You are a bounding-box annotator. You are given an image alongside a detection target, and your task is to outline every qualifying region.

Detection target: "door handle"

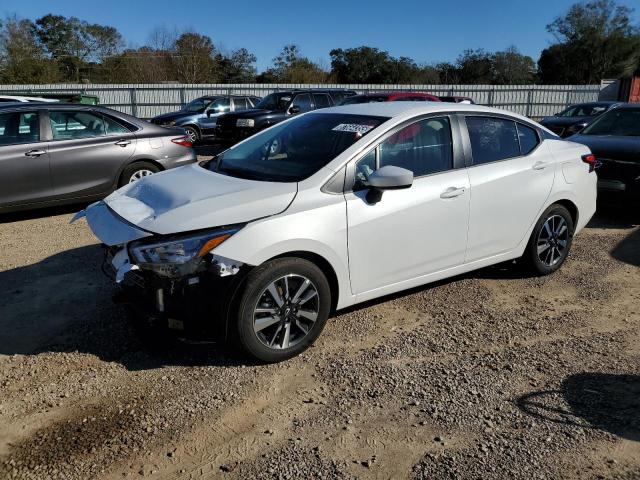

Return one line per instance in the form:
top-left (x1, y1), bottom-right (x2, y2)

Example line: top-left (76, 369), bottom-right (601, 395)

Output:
top-left (440, 187), bottom-right (466, 199)
top-left (115, 139), bottom-right (131, 147)
top-left (532, 161), bottom-right (549, 170)
top-left (24, 149), bottom-right (46, 157)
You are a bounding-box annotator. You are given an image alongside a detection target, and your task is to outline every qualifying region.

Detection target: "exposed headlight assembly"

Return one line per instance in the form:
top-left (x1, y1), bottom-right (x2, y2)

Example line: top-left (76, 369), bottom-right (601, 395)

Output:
top-left (236, 118), bottom-right (255, 127)
top-left (129, 227), bottom-right (241, 278)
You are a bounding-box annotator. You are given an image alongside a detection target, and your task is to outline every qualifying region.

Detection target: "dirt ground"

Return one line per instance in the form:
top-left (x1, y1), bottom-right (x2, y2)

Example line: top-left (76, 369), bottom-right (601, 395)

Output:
top-left (0, 192), bottom-right (638, 480)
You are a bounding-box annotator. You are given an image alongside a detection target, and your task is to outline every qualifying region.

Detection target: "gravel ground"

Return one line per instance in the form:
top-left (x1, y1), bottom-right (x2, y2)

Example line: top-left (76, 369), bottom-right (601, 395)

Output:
top-left (0, 191), bottom-right (638, 480)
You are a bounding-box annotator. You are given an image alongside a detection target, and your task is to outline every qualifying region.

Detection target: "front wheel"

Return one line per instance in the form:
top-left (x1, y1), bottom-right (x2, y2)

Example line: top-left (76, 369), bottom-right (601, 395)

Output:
top-left (524, 204), bottom-right (574, 275)
top-left (235, 258), bottom-right (331, 362)
top-left (183, 126), bottom-right (200, 143)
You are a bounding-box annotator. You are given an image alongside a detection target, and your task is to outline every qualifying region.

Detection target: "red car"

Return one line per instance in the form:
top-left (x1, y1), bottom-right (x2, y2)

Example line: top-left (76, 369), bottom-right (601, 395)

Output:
top-left (339, 92), bottom-right (441, 105)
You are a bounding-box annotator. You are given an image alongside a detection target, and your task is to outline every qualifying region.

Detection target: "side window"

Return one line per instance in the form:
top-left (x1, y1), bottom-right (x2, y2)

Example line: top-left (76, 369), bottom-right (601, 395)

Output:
top-left (378, 117), bottom-right (454, 177)
top-left (292, 94), bottom-right (312, 112)
top-left (209, 98), bottom-right (231, 113)
top-left (516, 123), bottom-right (539, 155)
top-left (50, 111), bottom-right (106, 140)
top-left (313, 94), bottom-right (331, 109)
top-left (102, 115), bottom-right (131, 136)
top-left (0, 111), bottom-right (39, 145)
top-left (233, 98), bottom-right (248, 110)
top-left (249, 97), bottom-right (261, 107)
top-left (466, 116), bottom-right (520, 165)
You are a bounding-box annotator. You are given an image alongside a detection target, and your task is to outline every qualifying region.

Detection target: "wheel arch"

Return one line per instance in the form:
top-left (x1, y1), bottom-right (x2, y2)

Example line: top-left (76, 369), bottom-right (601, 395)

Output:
top-left (268, 250), bottom-right (340, 314)
top-left (552, 198), bottom-right (579, 230)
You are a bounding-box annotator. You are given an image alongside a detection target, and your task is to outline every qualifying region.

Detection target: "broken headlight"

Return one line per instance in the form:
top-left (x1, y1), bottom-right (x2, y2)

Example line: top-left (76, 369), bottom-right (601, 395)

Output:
top-left (129, 227), bottom-right (240, 278)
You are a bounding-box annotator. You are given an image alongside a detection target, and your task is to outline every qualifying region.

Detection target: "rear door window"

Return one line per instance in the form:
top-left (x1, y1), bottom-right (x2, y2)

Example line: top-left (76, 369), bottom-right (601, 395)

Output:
top-left (313, 94), bottom-right (331, 109)
top-left (466, 116), bottom-right (520, 165)
top-left (0, 111), bottom-right (40, 145)
top-left (292, 94), bottom-right (312, 112)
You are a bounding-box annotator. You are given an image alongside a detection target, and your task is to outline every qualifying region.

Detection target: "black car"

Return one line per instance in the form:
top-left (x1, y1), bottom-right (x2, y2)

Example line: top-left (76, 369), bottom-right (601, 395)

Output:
top-left (540, 101), bottom-right (621, 138)
top-left (150, 95), bottom-right (261, 143)
top-left (214, 89), bottom-right (357, 145)
top-left (568, 104), bottom-right (640, 194)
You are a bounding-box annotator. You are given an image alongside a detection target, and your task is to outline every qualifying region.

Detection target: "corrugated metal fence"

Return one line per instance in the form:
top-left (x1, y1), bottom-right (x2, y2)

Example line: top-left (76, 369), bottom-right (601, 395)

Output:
top-left (0, 83), bottom-right (602, 120)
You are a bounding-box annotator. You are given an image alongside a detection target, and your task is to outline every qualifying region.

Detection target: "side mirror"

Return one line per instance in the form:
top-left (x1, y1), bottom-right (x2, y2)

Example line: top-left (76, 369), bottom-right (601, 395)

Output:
top-left (206, 110), bottom-right (213, 117)
top-left (368, 165), bottom-right (413, 190)
top-left (289, 105), bottom-right (301, 114)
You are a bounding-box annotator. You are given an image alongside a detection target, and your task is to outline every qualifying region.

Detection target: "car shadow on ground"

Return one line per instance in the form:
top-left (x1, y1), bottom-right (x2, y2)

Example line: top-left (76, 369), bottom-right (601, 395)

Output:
top-left (0, 202), bottom-right (92, 223)
top-left (0, 244), bottom-right (249, 371)
top-left (516, 373), bottom-right (640, 442)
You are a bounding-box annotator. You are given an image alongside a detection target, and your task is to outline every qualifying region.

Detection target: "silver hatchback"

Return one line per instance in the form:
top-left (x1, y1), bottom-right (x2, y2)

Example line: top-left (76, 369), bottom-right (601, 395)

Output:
top-left (0, 103), bottom-right (196, 213)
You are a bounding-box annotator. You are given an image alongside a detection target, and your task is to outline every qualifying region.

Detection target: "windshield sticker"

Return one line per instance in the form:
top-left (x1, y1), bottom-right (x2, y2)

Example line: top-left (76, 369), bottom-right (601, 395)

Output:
top-left (332, 123), bottom-right (375, 134)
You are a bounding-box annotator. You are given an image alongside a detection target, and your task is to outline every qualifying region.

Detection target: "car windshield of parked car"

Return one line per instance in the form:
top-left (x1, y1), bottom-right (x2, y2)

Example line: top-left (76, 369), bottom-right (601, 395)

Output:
top-left (255, 93), bottom-right (293, 111)
top-left (340, 96), bottom-right (389, 105)
top-left (183, 98), bottom-right (214, 113)
top-left (558, 104), bottom-right (607, 117)
top-left (581, 109), bottom-right (640, 136)
top-left (209, 113), bottom-right (389, 182)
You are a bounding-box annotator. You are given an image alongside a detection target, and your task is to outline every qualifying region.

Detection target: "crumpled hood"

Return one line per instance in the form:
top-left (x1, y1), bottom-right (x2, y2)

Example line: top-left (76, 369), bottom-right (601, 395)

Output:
top-left (103, 163), bottom-right (297, 235)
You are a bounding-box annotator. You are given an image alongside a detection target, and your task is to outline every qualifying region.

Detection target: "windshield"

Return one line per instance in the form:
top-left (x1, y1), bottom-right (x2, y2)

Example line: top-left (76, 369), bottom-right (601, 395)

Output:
top-left (183, 97), bottom-right (215, 113)
top-left (581, 109), bottom-right (640, 136)
top-left (255, 93), bottom-right (293, 111)
top-left (207, 113), bottom-right (389, 182)
top-left (558, 104), bottom-right (608, 117)
top-left (340, 96), bottom-right (389, 105)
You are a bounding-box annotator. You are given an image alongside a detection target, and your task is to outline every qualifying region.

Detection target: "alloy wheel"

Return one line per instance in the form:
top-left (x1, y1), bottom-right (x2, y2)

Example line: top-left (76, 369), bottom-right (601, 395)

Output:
top-left (537, 214), bottom-right (569, 267)
top-left (128, 169), bottom-right (154, 183)
top-left (185, 127), bottom-right (198, 143)
top-left (253, 274), bottom-right (319, 350)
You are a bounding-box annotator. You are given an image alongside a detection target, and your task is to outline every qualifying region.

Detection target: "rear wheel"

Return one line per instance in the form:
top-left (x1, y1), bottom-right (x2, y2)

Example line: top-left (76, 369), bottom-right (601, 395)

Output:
top-left (184, 126), bottom-right (200, 143)
top-left (524, 204), bottom-right (574, 275)
top-left (119, 161), bottom-right (160, 187)
top-left (235, 257), bottom-right (331, 362)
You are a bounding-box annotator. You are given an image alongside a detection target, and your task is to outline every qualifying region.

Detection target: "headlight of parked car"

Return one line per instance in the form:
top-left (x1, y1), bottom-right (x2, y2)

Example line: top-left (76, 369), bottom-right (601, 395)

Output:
top-left (236, 118), bottom-right (255, 128)
top-left (129, 227), bottom-right (240, 277)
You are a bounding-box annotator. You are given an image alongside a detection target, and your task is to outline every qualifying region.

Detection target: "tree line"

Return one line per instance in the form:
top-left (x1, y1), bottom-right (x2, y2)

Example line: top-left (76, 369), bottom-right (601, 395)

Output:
top-left (0, 0), bottom-right (638, 85)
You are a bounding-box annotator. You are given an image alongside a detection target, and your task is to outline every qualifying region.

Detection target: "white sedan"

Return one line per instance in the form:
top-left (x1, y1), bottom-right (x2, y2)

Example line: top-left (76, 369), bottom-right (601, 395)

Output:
top-left (77, 102), bottom-right (597, 362)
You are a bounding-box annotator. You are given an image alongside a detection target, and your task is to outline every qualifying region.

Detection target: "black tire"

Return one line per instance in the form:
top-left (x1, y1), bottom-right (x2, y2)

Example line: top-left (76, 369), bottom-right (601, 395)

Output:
top-left (119, 161), bottom-right (160, 187)
top-left (234, 257), bottom-right (331, 363)
top-left (524, 204), bottom-right (574, 275)
top-left (184, 125), bottom-right (200, 143)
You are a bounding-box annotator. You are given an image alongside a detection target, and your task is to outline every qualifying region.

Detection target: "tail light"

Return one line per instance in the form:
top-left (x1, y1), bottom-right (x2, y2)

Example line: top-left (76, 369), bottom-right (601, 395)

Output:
top-left (581, 153), bottom-right (598, 172)
top-left (171, 136), bottom-right (193, 148)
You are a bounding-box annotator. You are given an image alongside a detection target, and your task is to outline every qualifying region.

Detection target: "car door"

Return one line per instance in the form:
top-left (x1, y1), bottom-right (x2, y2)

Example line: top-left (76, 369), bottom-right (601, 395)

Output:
top-left (199, 97), bottom-right (231, 135)
top-left (47, 109), bottom-right (137, 198)
top-left (345, 115), bottom-right (470, 296)
top-left (0, 109), bottom-right (53, 207)
top-left (463, 115), bottom-right (555, 263)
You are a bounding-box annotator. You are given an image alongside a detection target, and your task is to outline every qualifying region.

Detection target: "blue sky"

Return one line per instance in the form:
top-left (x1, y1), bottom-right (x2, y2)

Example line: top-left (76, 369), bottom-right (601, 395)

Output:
top-left (3, 0), bottom-right (639, 71)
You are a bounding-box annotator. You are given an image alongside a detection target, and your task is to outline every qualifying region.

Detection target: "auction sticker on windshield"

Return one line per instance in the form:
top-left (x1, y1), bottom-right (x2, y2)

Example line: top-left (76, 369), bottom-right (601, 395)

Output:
top-left (332, 123), bottom-right (375, 134)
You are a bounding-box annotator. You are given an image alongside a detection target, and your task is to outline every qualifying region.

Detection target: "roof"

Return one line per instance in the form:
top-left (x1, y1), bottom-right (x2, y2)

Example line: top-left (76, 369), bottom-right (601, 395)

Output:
top-left (319, 101), bottom-right (534, 122)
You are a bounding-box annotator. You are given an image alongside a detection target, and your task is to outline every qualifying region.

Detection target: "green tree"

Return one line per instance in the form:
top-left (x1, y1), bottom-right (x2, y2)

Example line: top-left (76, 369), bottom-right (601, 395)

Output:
top-left (456, 49), bottom-right (493, 84)
top-left (172, 32), bottom-right (217, 83)
top-left (263, 44), bottom-right (328, 83)
top-left (0, 16), bottom-right (59, 83)
top-left (492, 46), bottom-right (536, 84)
top-left (540, 0), bottom-right (640, 83)
top-left (215, 48), bottom-right (257, 83)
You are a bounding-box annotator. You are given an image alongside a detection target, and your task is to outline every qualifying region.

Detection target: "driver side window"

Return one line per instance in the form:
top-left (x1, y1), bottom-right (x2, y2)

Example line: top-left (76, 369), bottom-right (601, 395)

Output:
top-left (210, 98), bottom-right (230, 113)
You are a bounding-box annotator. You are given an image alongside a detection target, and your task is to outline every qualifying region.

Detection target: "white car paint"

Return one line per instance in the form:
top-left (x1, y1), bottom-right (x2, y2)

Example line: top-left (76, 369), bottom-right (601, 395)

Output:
top-left (81, 102), bottom-right (597, 313)
top-left (0, 95), bottom-right (58, 103)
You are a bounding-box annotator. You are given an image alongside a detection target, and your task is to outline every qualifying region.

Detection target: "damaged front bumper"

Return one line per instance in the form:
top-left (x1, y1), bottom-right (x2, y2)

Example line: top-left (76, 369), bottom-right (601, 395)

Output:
top-left (75, 201), bottom-right (249, 341)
